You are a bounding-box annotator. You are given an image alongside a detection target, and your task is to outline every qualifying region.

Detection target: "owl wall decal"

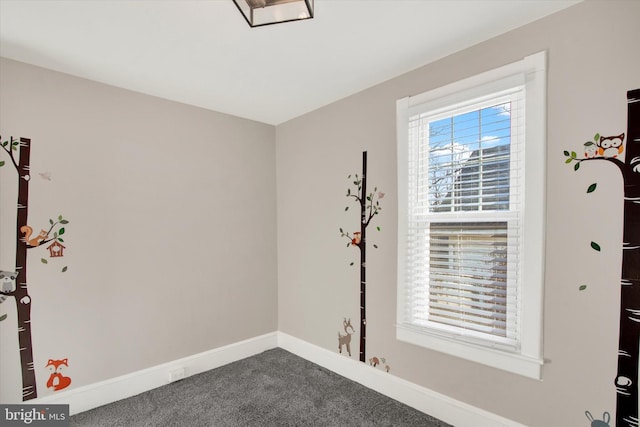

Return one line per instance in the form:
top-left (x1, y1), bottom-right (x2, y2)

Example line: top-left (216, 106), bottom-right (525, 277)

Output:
top-left (597, 133), bottom-right (625, 158)
top-left (584, 141), bottom-right (598, 158)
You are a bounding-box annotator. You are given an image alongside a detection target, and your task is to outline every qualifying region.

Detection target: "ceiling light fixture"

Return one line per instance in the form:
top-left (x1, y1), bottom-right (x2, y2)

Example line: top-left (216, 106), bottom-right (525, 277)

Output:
top-left (233, 0), bottom-right (314, 28)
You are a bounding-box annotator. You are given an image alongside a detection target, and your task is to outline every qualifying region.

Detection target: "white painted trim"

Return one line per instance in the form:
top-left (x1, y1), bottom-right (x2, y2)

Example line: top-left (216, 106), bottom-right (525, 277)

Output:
top-left (396, 51), bottom-right (547, 380)
top-left (32, 331), bottom-right (526, 426)
top-left (396, 326), bottom-right (543, 380)
top-left (277, 332), bottom-right (527, 427)
top-left (32, 332), bottom-right (278, 415)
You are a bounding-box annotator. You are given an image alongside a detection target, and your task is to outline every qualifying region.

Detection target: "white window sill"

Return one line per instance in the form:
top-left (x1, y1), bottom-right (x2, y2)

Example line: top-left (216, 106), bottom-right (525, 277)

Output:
top-left (396, 324), bottom-right (543, 380)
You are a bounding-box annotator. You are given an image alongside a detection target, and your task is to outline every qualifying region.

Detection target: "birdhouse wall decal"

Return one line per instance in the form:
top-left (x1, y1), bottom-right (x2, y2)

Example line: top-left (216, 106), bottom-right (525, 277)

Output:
top-left (46, 241), bottom-right (65, 258)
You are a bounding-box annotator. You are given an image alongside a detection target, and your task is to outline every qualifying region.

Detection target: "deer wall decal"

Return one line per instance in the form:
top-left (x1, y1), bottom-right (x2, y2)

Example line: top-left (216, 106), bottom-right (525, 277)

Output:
top-left (338, 318), bottom-right (355, 357)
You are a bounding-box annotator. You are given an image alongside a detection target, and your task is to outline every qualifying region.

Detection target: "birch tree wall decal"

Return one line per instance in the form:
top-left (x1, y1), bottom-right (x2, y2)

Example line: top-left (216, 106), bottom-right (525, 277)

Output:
top-left (564, 89), bottom-right (640, 427)
top-left (0, 136), bottom-right (69, 401)
top-left (339, 151), bottom-right (383, 363)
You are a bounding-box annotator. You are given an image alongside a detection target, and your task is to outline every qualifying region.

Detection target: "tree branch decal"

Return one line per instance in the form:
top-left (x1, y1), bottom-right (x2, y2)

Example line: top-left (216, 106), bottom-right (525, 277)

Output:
top-left (566, 89), bottom-right (640, 427)
top-left (564, 132), bottom-right (626, 176)
top-left (1, 135), bottom-right (71, 400)
top-left (338, 151), bottom-right (383, 363)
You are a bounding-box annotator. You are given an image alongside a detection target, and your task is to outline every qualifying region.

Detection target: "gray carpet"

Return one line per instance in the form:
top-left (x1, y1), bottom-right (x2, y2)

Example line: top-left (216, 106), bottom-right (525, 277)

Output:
top-left (70, 348), bottom-right (452, 426)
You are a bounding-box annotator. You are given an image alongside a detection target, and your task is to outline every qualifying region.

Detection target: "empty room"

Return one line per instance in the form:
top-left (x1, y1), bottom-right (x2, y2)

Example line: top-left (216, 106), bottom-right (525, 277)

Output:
top-left (1, 1), bottom-right (639, 426)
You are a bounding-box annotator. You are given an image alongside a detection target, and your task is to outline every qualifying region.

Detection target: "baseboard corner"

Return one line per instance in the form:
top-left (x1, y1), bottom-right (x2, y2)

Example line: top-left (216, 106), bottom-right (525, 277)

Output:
top-left (276, 331), bottom-right (526, 427)
top-left (33, 331), bottom-right (278, 415)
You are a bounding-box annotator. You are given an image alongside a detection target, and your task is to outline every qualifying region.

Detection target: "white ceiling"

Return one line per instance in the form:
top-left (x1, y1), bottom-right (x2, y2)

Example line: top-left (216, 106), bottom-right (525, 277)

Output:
top-left (0, 0), bottom-right (580, 125)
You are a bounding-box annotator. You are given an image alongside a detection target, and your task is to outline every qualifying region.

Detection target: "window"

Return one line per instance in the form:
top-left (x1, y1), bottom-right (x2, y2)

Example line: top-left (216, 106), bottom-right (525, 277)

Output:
top-left (396, 52), bottom-right (546, 379)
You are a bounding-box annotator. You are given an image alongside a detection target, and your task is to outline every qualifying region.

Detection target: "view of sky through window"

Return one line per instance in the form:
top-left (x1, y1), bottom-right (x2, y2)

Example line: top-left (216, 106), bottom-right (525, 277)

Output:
top-left (429, 102), bottom-right (511, 152)
top-left (425, 102), bottom-right (512, 212)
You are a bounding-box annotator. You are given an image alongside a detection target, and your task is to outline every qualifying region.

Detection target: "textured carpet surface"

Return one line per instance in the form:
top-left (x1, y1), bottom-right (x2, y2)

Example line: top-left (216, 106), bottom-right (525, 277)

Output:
top-left (70, 348), bottom-right (452, 426)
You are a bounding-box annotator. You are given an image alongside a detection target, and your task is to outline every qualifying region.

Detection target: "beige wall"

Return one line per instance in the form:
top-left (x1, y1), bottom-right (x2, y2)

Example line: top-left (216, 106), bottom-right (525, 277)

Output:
top-left (0, 58), bottom-right (278, 402)
top-left (2, 1), bottom-right (639, 424)
top-left (276, 1), bottom-right (640, 425)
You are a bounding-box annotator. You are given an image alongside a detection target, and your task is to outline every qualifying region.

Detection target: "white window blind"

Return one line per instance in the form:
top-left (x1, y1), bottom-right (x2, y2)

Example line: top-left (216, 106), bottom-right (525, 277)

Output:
top-left (396, 51), bottom-right (546, 379)
top-left (405, 88), bottom-right (524, 349)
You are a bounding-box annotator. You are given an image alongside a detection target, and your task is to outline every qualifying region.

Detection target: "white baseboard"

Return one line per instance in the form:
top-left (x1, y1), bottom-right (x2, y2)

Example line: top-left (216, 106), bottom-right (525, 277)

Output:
top-left (33, 332), bottom-right (278, 415)
top-left (32, 331), bottom-right (525, 426)
top-left (277, 332), bottom-right (526, 427)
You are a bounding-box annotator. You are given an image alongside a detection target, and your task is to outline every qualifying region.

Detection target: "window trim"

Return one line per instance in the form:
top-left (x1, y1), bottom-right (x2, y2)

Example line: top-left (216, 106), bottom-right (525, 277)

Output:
top-left (396, 51), bottom-right (546, 379)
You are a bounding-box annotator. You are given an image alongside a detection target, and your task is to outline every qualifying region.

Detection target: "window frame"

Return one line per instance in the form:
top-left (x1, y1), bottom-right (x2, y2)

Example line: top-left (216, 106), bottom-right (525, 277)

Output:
top-left (396, 51), bottom-right (546, 379)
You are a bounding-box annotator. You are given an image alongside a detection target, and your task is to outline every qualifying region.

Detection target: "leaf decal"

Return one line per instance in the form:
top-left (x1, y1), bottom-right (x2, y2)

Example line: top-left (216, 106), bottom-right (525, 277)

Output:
top-left (41, 258), bottom-right (48, 264)
top-left (579, 285), bottom-right (587, 291)
top-left (587, 183), bottom-right (597, 193)
top-left (0, 314), bottom-right (7, 322)
top-left (62, 266), bottom-right (68, 273)
top-left (591, 241), bottom-right (601, 252)
top-left (574, 162), bottom-right (580, 171)
top-left (58, 228), bottom-right (65, 236)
